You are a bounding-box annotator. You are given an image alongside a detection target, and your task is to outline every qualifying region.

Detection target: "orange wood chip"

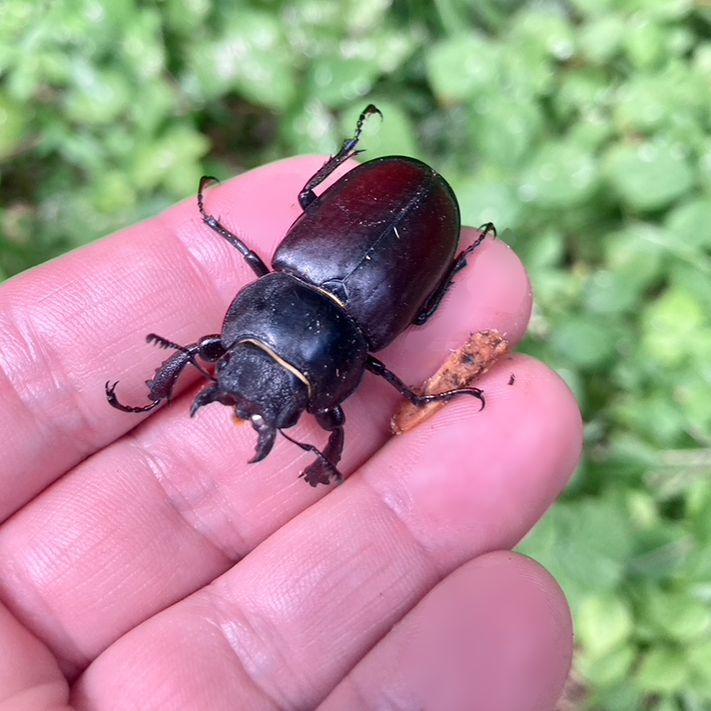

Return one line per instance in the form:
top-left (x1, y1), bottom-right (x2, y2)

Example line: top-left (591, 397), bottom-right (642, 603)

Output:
top-left (391, 329), bottom-right (509, 434)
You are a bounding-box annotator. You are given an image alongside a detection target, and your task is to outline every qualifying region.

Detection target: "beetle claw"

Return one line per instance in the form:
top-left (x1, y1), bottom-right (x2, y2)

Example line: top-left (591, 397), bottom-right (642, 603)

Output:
top-left (198, 175), bottom-right (220, 191)
top-left (280, 429), bottom-right (342, 486)
top-left (299, 461), bottom-right (341, 487)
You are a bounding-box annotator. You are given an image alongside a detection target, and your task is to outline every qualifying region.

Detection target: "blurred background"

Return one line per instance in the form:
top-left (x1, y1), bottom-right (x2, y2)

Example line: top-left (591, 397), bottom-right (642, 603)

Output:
top-left (1, 0), bottom-right (710, 708)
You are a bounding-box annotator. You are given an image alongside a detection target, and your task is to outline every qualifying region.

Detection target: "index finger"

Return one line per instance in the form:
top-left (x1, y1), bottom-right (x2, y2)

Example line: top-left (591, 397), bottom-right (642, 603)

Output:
top-left (0, 157), bottom-right (335, 521)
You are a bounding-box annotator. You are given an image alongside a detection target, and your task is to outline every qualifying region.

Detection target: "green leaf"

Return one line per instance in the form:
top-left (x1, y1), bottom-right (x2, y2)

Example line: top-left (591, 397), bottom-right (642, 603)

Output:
top-left (454, 177), bottom-right (522, 230)
top-left (578, 643), bottom-right (637, 687)
top-left (508, 8), bottom-right (576, 62)
top-left (499, 45), bottom-right (556, 98)
top-left (89, 170), bottom-right (137, 215)
top-left (676, 372), bottom-right (711, 441)
top-left (518, 227), bottom-right (564, 271)
top-left (700, 141), bottom-right (711, 193)
top-left (612, 392), bottom-right (690, 448)
top-left (577, 593), bottom-right (634, 657)
top-left (471, 95), bottom-right (544, 170)
top-left (636, 646), bottom-right (689, 693)
top-left (519, 498), bottom-right (636, 607)
top-left (613, 70), bottom-right (707, 136)
top-left (584, 224), bottom-right (665, 314)
top-left (307, 57), bottom-right (380, 109)
top-left (164, 0), bottom-right (210, 35)
top-left (519, 141), bottom-right (599, 208)
top-left (640, 588), bottom-right (711, 643)
top-left (343, 30), bottom-right (418, 76)
top-left (625, 489), bottom-right (660, 529)
top-left (63, 62), bottom-right (132, 125)
top-left (652, 698), bottom-right (684, 711)
top-left (554, 68), bottom-right (614, 122)
top-left (119, 8), bottom-right (165, 80)
top-left (341, 0), bottom-right (392, 31)
top-left (666, 198), bottom-right (711, 250)
top-left (550, 317), bottom-right (616, 369)
top-left (688, 638), bottom-right (711, 695)
top-left (129, 125), bottom-right (208, 193)
top-left (626, 0), bottom-right (694, 21)
top-left (588, 684), bottom-right (645, 711)
top-left (567, 113), bottom-right (614, 151)
top-left (426, 34), bottom-right (498, 104)
top-left (0, 96), bottom-right (27, 159)
top-left (641, 287), bottom-right (707, 368)
top-left (613, 76), bottom-right (676, 134)
top-left (280, 101), bottom-right (338, 155)
top-left (604, 140), bottom-right (695, 211)
top-left (622, 17), bottom-right (668, 69)
top-left (567, 0), bottom-right (617, 17)
top-left (579, 16), bottom-right (626, 64)
top-left (184, 10), bottom-right (296, 110)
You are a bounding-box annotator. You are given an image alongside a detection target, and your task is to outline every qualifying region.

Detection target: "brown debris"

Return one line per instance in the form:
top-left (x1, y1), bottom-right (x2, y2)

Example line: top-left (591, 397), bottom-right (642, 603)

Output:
top-left (391, 329), bottom-right (509, 434)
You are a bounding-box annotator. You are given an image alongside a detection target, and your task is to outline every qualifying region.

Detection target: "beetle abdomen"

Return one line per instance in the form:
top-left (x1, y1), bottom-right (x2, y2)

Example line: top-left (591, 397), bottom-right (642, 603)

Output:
top-left (272, 157), bottom-right (460, 350)
top-left (221, 273), bottom-right (368, 411)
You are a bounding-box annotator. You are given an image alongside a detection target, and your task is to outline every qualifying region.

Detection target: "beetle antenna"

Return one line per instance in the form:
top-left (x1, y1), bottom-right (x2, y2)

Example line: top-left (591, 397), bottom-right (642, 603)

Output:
top-left (146, 333), bottom-right (216, 382)
top-left (146, 333), bottom-right (191, 353)
top-left (279, 429), bottom-right (342, 485)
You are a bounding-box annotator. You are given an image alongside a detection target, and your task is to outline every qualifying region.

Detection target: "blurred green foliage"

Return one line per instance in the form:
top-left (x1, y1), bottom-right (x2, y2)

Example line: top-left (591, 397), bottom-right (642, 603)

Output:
top-left (2, 0), bottom-right (710, 707)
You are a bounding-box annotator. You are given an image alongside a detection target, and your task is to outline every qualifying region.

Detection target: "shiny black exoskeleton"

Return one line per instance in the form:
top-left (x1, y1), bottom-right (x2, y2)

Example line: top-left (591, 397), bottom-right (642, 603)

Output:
top-left (106, 105), bottom-right (494, 486)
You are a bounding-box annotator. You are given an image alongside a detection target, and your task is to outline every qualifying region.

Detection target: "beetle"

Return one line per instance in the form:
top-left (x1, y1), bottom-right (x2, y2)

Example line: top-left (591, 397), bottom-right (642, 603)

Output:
top-left (106, 105), bottom-right (495, 486)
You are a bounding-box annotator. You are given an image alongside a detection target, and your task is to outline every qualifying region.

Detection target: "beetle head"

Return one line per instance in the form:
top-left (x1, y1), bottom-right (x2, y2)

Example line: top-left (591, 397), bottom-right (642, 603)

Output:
top-left (191, 342), bottom-right (309, 463)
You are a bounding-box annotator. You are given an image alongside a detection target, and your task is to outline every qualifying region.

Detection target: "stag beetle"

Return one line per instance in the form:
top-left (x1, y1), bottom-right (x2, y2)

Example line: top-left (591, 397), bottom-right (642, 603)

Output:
top-left (106, 105), bottom-right (495, 486)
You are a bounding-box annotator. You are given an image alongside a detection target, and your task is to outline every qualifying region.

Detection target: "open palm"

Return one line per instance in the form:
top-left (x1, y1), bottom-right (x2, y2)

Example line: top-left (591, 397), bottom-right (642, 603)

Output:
top-left (0, 157), bottom-right (581, 710)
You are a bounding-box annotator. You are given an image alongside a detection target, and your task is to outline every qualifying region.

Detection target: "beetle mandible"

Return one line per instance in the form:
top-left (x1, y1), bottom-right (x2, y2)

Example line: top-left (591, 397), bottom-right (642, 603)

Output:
top-left (106, 105), bottom-right (495, 486)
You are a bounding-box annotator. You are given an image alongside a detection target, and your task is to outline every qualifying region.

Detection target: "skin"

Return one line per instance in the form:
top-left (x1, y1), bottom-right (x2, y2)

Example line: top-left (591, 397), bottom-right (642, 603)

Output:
top-left (0, 156), bottom-right (582, 710)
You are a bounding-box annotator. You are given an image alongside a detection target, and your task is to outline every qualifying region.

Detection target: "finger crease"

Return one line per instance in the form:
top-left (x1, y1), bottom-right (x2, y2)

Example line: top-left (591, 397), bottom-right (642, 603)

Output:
top-left (0, 312), bottom-right (101, 459)
top-left (362, 475), bottom-right (445, 580)
top-left (206, 585), bottom-right (291, 710)
top-left (123, 432), bottom-right (247, 563)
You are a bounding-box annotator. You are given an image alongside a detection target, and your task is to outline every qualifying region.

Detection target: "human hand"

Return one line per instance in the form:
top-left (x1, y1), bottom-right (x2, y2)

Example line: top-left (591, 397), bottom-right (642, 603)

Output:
top-left (0, 157), bottom-right (581, 710)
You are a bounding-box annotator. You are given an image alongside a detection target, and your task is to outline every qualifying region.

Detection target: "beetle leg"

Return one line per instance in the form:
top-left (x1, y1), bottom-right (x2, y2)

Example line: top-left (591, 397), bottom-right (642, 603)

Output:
top-left (279, 420), bottom-right (344, 487)
top-left (105, 380), bottom-right (161, 413)
top-left (105, 348), bottom-right (192, 413)
top-left (297, 407), bottom-right (346, 486)
top-left (413, 222), bottom-right (497, 326)
top-left (197, 175), bottom-right (270, 278)
top-left (298, 104), bottom-right (383, 210)
top-left (106, 334), bottom-right (224, 413)
top-left (366, 355), bottom-right (485, 411)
